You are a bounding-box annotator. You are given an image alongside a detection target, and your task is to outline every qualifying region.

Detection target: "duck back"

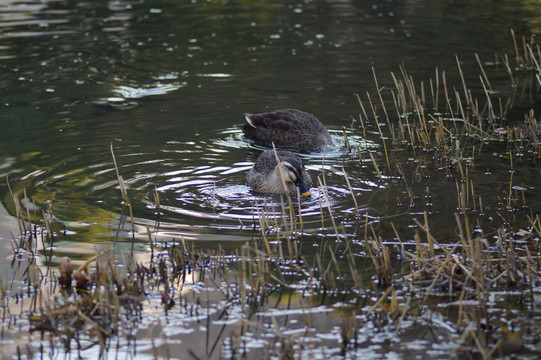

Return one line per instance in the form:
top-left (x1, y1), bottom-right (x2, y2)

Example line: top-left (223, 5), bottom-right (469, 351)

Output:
top-left (237, 109), bottom-right (332, 151)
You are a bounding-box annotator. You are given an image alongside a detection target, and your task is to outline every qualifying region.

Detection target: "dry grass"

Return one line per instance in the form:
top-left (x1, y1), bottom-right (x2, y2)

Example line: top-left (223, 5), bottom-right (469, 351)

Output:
top-left (1, 30), bottom-right (541, 359)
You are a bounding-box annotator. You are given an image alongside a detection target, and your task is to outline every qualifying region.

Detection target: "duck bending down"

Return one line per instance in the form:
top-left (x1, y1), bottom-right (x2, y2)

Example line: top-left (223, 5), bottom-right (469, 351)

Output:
top-left (236, 109), bottom-right (332, 151)
top-left (247, 149), bottom-right (312, 197)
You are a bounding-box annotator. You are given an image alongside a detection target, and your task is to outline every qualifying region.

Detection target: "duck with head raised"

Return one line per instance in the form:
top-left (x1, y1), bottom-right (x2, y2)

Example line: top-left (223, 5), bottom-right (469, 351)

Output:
top-left (247, 149), bottom-right (312, 197)
top-left (236, 109), bottom-right (332, 151)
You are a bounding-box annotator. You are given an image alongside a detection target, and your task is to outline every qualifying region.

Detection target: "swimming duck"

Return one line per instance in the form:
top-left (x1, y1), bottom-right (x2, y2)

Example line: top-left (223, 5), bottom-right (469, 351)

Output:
top-left (247, 149), bottom-right (312, 197)
top-left (236, 109), bottom-right (332, 151)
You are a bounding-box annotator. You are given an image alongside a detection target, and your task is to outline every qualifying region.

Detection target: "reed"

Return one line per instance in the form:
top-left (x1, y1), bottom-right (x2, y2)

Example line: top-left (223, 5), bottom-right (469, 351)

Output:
top-left (110, 144), bottom-right (136, 256)
top-left (3, 29), bottom-right (541, 360)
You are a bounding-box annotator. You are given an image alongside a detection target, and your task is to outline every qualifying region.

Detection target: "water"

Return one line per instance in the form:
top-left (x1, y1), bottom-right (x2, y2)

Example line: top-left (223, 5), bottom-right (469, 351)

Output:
top-left (1, 0), bottom-right (540, 254)
top-left (2, 1), bottom-right (541, 356)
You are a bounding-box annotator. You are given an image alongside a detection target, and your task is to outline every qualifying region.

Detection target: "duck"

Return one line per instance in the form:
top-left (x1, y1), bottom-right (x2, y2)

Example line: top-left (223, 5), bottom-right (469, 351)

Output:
top-left (236, 109), bottom-right (332, 151)
top-left (247, 149), bottom-right (312, 197)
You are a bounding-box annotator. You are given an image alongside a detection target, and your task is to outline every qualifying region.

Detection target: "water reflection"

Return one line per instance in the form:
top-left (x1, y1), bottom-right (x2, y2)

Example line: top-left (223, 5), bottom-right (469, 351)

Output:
top-left (2, 123), bottom-right (379, 245)
top-left (1, 0), bottom-right (541, 248)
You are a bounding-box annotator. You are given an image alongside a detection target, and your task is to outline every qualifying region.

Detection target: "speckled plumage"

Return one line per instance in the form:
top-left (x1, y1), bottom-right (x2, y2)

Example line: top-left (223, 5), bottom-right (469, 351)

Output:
top-left (247, 150), bottom-right (312, 196)
top-left (236, 109), bottom-right (332, 151)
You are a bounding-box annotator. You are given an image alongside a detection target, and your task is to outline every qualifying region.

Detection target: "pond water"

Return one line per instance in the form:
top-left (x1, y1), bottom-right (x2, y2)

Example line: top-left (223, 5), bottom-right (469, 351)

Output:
top-left (2, 0), bottom-right (541, 358)
top-left (2, 0), bottom-right (541, 254)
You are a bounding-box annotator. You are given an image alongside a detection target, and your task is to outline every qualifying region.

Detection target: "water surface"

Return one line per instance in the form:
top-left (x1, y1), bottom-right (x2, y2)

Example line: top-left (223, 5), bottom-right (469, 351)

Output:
top-left (1, 0), bottom-right (541, 265)
top-left (3, 0), bottom-right (541, 359)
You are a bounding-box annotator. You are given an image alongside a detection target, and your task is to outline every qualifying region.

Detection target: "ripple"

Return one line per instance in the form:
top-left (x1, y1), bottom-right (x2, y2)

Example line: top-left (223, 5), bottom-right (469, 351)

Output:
top-left (7, 127), bottom-right (378, 245)
top-left (113, 83), bottom-right (185, 99)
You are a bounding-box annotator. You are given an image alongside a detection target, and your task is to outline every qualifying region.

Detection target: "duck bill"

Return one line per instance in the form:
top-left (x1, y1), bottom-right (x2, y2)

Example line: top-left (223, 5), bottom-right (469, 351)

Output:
top-left (296, 180), bottom-right (311, 197)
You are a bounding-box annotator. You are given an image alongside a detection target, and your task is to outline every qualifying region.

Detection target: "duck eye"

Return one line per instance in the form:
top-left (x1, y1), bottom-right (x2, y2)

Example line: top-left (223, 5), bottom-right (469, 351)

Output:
top-left (284, 164), bottom-right (299, 177)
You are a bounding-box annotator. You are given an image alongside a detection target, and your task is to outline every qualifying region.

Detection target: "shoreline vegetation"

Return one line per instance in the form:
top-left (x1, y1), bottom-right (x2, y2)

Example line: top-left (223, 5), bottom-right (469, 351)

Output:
top-left (2, 30), bottom-right (541, 359)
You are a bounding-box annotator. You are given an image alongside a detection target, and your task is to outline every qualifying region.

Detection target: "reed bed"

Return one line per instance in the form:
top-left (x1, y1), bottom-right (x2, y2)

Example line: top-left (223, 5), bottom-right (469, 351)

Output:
top-left (1, 30), bottom-right (541, 359)
top-left (347, 29), bottom-right (541, 359)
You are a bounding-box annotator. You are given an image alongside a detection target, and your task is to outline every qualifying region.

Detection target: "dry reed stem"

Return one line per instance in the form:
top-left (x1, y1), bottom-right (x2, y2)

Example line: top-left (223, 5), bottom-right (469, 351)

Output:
top-left (366, 286), bottom-right (393, 316)
top-left (456, 55), bottom-right (469, 107)
top-left (511, 29), bottom-right (521, 64)
top-left (355, 93), bottom-right (369, 139)
top-left (366, 91), bottom-right (391, 171)
top-left (368, 153), bottom-right (382, 180)
top-left (475, 53), bottom-right (492, 91)
top-left (372, 68), bottom-right (396, 143)
top-left (317, 176), bottom-right (340, 242)
top-left (341, 167), bottom-right (359, 214)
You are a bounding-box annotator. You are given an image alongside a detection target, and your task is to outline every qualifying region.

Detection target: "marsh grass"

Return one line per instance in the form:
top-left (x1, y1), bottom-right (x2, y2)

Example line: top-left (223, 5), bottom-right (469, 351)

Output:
top-left (1, 31), bottom-right (541, 359)
top-left (346, 30), bottom-right (541, 359)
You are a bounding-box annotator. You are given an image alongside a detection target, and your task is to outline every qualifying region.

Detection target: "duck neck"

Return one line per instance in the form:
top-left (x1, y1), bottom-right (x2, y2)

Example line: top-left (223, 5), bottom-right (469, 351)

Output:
top-left (271, 167), bottom-right (295, 194)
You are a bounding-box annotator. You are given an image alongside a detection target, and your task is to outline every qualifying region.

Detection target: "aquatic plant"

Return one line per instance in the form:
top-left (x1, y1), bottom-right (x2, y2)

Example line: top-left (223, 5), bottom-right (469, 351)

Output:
top-left (2, 30), bottom-right (541, 359)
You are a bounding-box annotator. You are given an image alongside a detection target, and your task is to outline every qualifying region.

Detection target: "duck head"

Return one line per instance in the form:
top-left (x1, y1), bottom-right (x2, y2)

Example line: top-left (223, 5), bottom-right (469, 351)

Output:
top-left (278, 158), bottom-right (311, 197)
